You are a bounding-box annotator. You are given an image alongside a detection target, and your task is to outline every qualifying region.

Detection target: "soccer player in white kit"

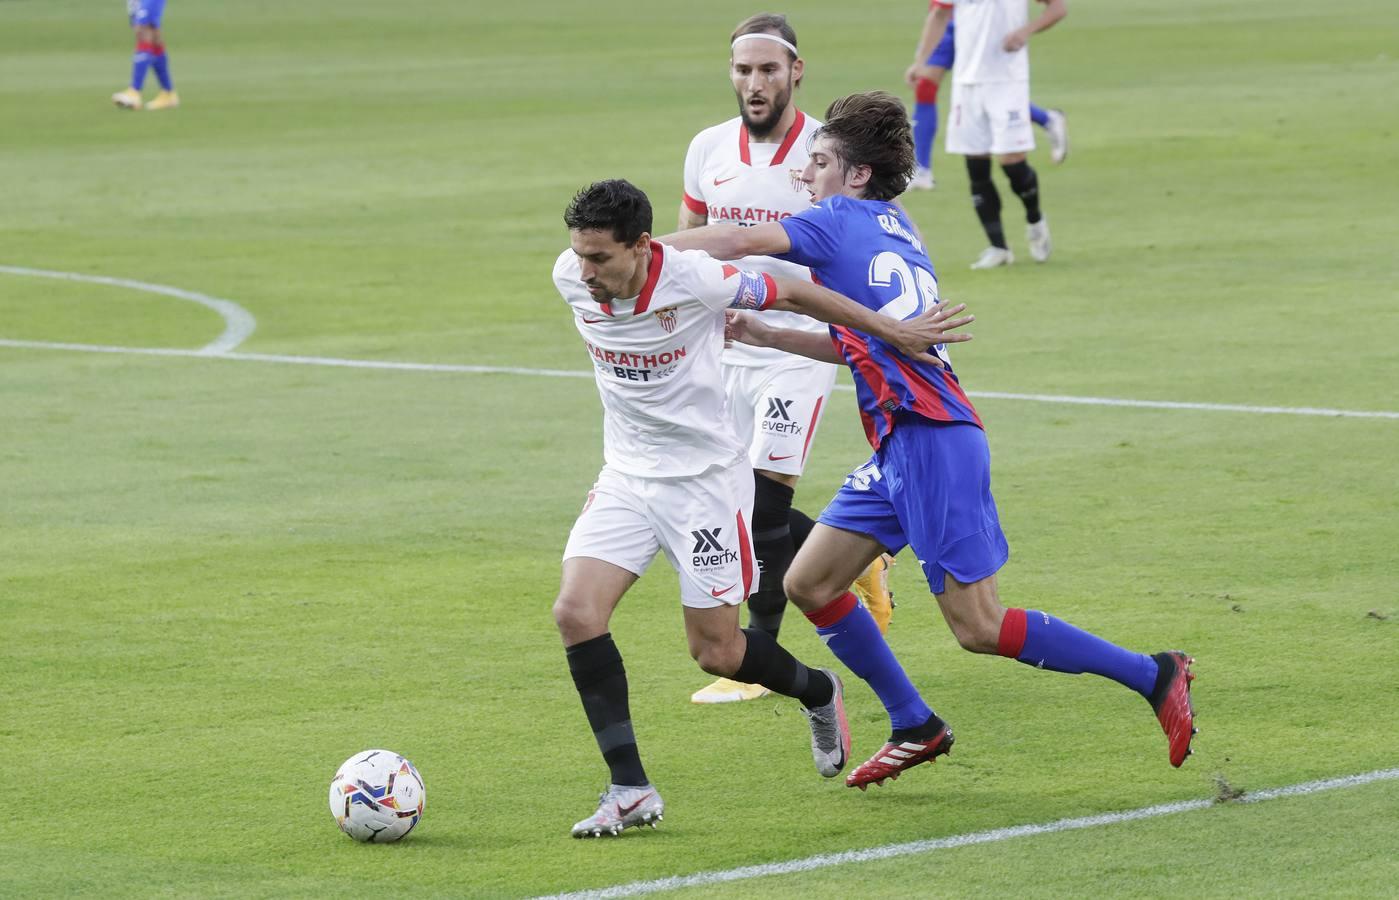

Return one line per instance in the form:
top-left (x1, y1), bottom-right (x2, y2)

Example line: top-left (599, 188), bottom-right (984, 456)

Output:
top-left (908, 0), bottom-right (1067, 269)
top-left (553, 179), bottom-right (972, 837)
top-left (679, 15), bottom-right (895, 706)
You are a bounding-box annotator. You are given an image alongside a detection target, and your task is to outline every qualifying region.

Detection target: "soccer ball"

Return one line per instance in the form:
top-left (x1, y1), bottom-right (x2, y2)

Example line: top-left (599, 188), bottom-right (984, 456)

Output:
top-left (328, 749), bottom-right (426, 843)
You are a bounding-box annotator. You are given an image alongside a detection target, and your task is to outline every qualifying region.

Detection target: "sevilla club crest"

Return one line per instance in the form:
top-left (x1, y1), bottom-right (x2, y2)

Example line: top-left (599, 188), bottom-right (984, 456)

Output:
top-left (654, 306), bottom-right (679, 333)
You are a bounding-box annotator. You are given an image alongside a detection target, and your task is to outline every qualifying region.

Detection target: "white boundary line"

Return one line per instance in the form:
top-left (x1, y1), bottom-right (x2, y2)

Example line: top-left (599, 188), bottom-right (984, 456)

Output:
top-left (1, 338), bottom-right (1396, 420)
top-left (0, 265), bottom-right (256, 354)
top-left (538, 767), bottom-right (1399, 899)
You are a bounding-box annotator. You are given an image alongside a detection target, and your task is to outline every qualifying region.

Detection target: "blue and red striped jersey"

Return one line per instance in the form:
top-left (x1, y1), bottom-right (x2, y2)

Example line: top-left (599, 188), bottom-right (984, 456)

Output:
top-left (779, 195), bottom-right (981, 448)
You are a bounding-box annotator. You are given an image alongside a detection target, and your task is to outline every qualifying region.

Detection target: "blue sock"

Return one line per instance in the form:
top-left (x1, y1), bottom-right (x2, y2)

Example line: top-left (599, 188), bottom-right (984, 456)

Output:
top-left (131, 43), bottom-right (155, 91)
top-left (1000, 608), bottom-right (1158, 697)
top-left (1030, 104), bottom-right (1050, 128)
top-left (152, 47), bottom-right (173, 91)
top-left (806, 592), bottom-right (933, 731)
top-left (913, 102), bottom-right (938, 169)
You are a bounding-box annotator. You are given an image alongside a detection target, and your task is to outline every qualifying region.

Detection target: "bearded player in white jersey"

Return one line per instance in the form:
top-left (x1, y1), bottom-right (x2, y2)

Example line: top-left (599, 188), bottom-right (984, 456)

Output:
top-left (679, 14), bottom-right (896, 707)
top-left (552, 179), bottom-right (972, 837)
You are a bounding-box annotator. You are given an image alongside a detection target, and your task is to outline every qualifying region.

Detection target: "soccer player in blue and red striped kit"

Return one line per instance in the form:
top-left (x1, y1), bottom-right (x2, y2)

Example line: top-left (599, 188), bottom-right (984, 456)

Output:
top-left (662, 90), bottom-right (1196, 788)
top-left (113, 0), bottom-right (178, 111)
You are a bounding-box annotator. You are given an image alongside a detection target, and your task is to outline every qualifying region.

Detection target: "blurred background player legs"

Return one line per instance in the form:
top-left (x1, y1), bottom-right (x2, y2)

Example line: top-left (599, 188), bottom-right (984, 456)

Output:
top-left (113, 0), bottom-right (178, 111)
top-left (910, 21), bottom-right (1068, 191)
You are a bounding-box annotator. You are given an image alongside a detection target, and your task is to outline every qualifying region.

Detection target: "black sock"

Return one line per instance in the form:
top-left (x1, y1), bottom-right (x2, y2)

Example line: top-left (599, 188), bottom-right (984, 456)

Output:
top-left (1001, 160), bottom-right (1042, 224)
top-left (891, 711), bottom-right (950, 743)
top-left (749, 474), bottom-right (796, 638)
top-left (566, 633), bottom-right (647, 787)
top-left (966, 156), bottom-right (1006, 248)
top-left (788, 507), bottom-right (816, 552)
top-left (732, 627), bottom-right (834, 709)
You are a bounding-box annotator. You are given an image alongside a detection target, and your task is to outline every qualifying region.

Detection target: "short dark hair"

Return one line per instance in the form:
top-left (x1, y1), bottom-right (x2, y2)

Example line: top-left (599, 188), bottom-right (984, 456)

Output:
top-left (563, 179), bottom-right (653, 245)
top-left (730, 13), bottom-right (802, 87)
top-left (816, 91), bottom-right (915, 201)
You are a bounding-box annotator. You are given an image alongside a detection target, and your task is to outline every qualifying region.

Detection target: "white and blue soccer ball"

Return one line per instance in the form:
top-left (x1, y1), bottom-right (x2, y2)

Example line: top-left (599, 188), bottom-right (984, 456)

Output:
top-left (328, 749), bottom-right (426, 842)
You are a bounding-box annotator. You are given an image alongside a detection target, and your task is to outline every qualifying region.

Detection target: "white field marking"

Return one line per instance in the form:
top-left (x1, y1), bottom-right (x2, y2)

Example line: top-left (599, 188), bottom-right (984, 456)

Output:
top-left (538, 767), bottom-right (1399, 900)
top-left (0, 337), bottom-right (1397, 421)
top-left (0, 265), bottom-right (256, 354)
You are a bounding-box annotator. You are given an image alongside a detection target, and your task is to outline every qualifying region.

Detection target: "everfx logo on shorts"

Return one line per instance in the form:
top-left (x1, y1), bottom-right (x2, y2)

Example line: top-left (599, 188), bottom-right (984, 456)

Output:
top-left (691, 527), bottom-right (738, 569)
top-left (762, 397), bottom-right (804, 436)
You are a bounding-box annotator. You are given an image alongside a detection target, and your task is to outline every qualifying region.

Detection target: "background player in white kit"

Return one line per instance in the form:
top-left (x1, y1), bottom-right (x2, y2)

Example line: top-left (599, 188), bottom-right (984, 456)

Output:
top-left (679, 14), bottom-right (895, 706)
top-left (552, 179), bottom-right (972, 837)
top-left (909, 0), bottom-right (1067, 269)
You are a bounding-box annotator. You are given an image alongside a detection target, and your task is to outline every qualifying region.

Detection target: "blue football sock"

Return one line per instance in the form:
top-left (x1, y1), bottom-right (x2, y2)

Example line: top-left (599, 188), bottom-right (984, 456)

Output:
top-left (152, 47), bottom-right (173, 91)
top-left (1030, 104), bottom-right (1050, 128)
top-left (913, 101), bottom-right (938, 169)
top-left (806, 592), bottom-right (933, 731)
top-left (1004, 608), bottom-right (1158, 697)
top-left (131, 44), bottom-right (155, 91)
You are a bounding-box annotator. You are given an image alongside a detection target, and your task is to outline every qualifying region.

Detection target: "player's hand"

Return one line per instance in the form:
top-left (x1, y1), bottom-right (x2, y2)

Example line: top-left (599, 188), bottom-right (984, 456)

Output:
top-left (907, 63), bottom-right (938, 85)
top-left (889, 301), bottom-right (974, 366)
top-left (725, 310), bottom-right (768, 347)
top-left (1003, 28), bottom-right (1029, 52)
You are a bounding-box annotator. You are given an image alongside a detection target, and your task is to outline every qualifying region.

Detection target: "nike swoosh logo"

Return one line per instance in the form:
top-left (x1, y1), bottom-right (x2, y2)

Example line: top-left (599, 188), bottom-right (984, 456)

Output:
top-left (767, 453), bottom-right (795, 461)
top-left (581, 317), bottom-right (607, 324)
top-left (617, 792), bottom-right (654, 816)
top-left (711, 584), bottom-right (736, 597)
top-left (713, 175), bottom-right (738, 186)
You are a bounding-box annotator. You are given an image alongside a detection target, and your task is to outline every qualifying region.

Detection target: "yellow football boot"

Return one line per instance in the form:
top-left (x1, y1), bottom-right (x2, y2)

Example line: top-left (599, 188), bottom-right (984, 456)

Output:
top-left (851, 553), bottom-right (896, 634)
top-left (690, 677), bottom-right (770, 704)
top-left (112, 88), bottom-right (143, 110)
top-left (146, 90), bottom-right (180, 111)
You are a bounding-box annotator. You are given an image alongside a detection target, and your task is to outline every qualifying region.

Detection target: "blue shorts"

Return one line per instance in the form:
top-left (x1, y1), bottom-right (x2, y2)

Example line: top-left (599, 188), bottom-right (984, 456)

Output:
top-left (926, 22), bottom-right (956, 70)
top-left (128, 0), bottom-right (165, 27)
top-left (818, 415), bottom-right (1008, 595)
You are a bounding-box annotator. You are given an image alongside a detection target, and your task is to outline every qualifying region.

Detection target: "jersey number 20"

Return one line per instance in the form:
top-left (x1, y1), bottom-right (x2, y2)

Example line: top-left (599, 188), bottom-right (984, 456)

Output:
top-left (868, 251), bottom-right (938, 321)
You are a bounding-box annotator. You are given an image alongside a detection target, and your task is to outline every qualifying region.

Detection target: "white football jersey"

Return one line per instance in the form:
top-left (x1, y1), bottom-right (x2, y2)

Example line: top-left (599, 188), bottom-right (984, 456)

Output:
top-left (682, 110), bottom-right (831, 368)
top-left (553, 242), bottom-right (777, 479)
top-left (937, 0), bottom-right (1030, 84)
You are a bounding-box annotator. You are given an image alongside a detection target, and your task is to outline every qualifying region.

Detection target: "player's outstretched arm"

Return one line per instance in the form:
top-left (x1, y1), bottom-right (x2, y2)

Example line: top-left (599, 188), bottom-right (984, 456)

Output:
top-left (725, 310), bottom-right (844, 364)
top-left (908, 5), bottom-right (953, 85)
top-left (769, 277), bottom-right (973, 366)
top-left (656, 222), bottom-right (791, 260)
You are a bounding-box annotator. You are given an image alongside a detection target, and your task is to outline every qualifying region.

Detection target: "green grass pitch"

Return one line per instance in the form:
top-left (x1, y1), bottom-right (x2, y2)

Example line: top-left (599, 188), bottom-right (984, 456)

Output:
top-left (2, 0), bottom-right (1397, 896)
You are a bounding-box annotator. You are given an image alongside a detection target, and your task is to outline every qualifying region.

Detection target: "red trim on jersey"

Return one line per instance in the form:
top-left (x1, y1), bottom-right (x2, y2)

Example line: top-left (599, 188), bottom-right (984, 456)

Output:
top-left (998, 607), bottom-right (1028, 658)
top-left (759, 272), bottom-right (778, 310)
top-left (889, 355), bottom-right (951, 419)
top-left (682, 192), bottom-right (707, 215)
top-left (595, 301), bottom-right (614, 317)
top-left (633, 241), bottom-right (665, 315)
top-left (770, 110), bottom-right (806, 166)
top-left (735, 511), bottom-right (755, 599)
top-left (738, 110), bottom-right (807, 167)
top-left (800, 395), bottom-right (823, 465)
top-left (804, 591), bottom-right (858, 629)
top-left (931, 0), bottom-right (953, 9)
top-left (832, 326), bottom-right (896, 448)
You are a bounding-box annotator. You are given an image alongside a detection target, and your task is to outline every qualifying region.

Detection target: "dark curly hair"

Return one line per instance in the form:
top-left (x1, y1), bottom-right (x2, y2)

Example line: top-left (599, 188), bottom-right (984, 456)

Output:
top-left (816, 91), bottom-right (915, 201)
top-left (563, 179), bottom-right (653, 245)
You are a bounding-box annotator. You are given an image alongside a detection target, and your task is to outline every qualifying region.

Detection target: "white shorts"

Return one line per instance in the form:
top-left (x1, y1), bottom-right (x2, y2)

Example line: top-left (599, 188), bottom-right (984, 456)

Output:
top-left (946, 80), bottom-right (1035, 157)
top-left (563, 457), bottom-right (756, 609)
top-left (723, 359), bottom-right (838, 477)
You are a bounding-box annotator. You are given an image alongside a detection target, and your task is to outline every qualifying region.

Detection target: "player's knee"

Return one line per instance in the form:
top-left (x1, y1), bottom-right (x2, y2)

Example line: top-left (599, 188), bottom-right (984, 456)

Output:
top-left (552, 593), bottom-right (597, 638)
top-left (781, 568), bottom-right (825, 612)
top-left (690, 636), bottom-right (740, 677)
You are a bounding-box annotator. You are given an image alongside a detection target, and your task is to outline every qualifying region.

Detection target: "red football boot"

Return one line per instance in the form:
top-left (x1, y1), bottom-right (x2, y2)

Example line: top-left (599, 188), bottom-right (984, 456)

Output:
top-left (1149, 651), bottom-right (1197, 767)
top-left (845, 726), bottom-right (953, 790)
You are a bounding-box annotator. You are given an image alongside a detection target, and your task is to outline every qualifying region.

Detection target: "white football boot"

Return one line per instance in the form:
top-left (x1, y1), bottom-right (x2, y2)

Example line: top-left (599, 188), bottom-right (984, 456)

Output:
top-left (1027, 218), bottom-right (1052, 263)
top-left (970, 246), bottom-right (1014, 270)
top-left (909, 166), bottom-right (936, 191)
top-left (691, 677), bottom-right (770, 704)
top-left (1045, 109), bottom-right (1069, 165)
top-left (571, 784), bottom-right (664, 838)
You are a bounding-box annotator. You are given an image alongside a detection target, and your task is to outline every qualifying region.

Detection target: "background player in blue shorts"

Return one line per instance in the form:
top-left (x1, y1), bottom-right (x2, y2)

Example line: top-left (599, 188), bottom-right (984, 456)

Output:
top-left (660, 90), bottom-right (1197, 788)
top-left (113, 0), bottom-right (178, 111)
top-left (907, 15), bottom-right (1067, 190)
